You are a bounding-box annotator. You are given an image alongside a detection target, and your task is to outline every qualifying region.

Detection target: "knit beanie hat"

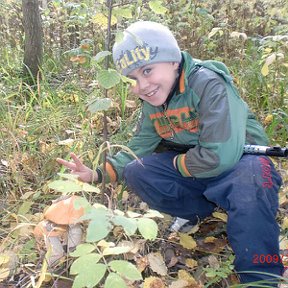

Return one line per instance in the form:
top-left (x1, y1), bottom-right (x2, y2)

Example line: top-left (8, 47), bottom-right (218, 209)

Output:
top-left (112, 21), bottom-right (181, 76)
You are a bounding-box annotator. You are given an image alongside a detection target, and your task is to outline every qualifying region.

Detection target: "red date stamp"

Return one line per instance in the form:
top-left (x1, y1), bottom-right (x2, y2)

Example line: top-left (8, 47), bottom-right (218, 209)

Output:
top-left (253, 254), bottom-right (286, 265)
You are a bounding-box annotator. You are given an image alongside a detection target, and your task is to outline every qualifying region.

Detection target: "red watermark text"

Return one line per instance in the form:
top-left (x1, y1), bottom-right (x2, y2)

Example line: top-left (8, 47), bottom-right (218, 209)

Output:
top-left (259, 157), bottom-right (273, 189)
top-left (253, 254), bottom-right (287, 266)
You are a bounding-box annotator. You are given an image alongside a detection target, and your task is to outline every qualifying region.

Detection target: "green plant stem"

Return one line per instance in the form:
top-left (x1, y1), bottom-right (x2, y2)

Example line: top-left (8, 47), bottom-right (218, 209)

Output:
top-left (100, 0), bottom-right (114, 202)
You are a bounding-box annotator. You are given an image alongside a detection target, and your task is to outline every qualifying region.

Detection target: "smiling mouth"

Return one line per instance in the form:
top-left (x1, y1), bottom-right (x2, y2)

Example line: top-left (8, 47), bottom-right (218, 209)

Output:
top-left (145, 88), bottom-right (159, 97)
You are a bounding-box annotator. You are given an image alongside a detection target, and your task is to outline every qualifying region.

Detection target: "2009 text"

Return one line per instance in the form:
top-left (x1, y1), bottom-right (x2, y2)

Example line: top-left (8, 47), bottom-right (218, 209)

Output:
top-left (253, 254), bottom-right (285, 264)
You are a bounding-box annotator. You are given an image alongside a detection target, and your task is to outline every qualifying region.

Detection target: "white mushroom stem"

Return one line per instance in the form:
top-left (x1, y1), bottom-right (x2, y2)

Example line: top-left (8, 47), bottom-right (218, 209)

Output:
top-left (67, 224), bottom-right (83, 252)
top-left (45, 236), bottom-right (65, 266)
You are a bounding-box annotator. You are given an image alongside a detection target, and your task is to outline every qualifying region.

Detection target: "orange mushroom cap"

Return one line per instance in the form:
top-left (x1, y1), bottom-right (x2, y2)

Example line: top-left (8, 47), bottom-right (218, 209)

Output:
top-left (44, 195), bottom-right (85, 225)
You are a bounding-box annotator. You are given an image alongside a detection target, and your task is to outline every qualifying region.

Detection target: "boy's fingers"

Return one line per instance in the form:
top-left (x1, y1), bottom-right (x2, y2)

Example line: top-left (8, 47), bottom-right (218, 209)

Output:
top-left (56, 153), bottom-right (85, 172)
top-left (56, 158), bottom-right (77, 170)
top-left (69, 153), bottom-right (84, 167)
top-left (56, 158), bottom-right (66, 165)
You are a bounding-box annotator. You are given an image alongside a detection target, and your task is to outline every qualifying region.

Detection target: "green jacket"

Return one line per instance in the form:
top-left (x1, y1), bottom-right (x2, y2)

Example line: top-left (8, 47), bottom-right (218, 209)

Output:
top-left (99, 52), bottom-right (268, 182)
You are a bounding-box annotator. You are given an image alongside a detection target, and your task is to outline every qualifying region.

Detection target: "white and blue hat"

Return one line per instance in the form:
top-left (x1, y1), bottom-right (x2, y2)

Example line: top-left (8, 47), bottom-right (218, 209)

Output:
top-left (112, 21), bottom-right (181, 76)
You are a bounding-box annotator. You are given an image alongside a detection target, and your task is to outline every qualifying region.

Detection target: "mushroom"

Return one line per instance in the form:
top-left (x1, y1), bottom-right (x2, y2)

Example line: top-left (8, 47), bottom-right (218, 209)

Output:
top-left (33, 195), bottom-right (84, 266)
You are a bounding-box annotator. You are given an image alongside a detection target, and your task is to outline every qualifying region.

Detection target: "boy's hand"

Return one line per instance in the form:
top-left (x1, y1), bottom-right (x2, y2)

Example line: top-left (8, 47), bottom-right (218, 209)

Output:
top-left (56, 153), bottom-right (98, 183)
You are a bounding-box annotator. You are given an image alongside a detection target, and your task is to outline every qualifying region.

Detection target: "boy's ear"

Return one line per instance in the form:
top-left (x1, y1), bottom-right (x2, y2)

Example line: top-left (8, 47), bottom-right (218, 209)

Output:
top-left (172, 62), bottom-right (180, 70)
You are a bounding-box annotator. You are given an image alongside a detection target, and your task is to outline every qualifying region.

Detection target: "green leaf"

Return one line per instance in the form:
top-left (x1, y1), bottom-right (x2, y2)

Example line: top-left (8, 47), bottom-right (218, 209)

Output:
top-left (196, 7), bottom-right (209, 16)
top-left (115, 31), bottom-right (124, 44)
top-left (64, 47), bottom-right (81, 56)
top-left (81, 206), bottom-right (108, 221)
top-left (48, 180), bottom-right (83, 193)
top-left (208, 27), bottom-right (223, 39)
top-left (86, 218), bottom-right (112, 242)
top-left (126, 211), bottom-right (141, 218)
top-left (137, 218), bottom-right (158, 240)
top-left (104, 273), bottom-right (128, 288)
top-left (261, 63), bottom-right (269, 76)
top-left (148, 0), bottom-right (168, 14)
top-left (113, 7), bottom-right (133, 19)
top-left (87, 97), bottom-right (112, 113)
top-left (97, 69), bottom-right (121, 89)
top-left (18, 201), bottom-right (33, 215)
top-left (114, 209), bottom-right (125, 216)
top-left (70, 253), bottom-right (103, 275)
top-left (82, 182), bottom-right (100, 193)
top-left (93, 51), bottom-right (111, 63)
top-left (57, 173), bottom-right (79, 180)
top-left (218, 271), bottom-right (227, 277)
top-left (205, 270), bottom-right (217, 278)
top-left (103, 246), bottom-right (132, 256)
top-left (109, 260), bottom-right (142, 281)
top-left (143, 209), bottom-right (164, 218)
top-left (73, 196), bottom-right (91, 211)
top-left (196, 7), bottom-right (214, 20)
top-left (50, 176), bottom-right (99, 195)
top-left (112, 215), bottom-right (137, 236)
top-left (92, 13), bottom-right (117, 28)
top-left (120, 75), bottom-right (136, 86)
top-left (72, 263), bottom-right (106, 288)
top-left (69, 243), bottom-right (96, 257)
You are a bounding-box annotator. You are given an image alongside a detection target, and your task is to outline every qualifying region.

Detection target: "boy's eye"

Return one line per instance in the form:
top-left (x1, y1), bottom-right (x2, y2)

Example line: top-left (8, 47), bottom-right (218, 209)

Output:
top-left (143, 68), bottom-right (152, 75)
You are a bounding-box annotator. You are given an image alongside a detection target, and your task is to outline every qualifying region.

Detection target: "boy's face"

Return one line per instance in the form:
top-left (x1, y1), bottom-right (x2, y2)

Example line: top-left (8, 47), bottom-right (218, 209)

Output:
top-left (128, 62), bottom-right (179, 106)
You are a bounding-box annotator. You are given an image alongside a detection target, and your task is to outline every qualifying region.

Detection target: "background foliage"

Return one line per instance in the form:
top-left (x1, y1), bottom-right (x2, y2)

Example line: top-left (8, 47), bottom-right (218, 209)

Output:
top-left (0, 0), bottom-right (288, 287)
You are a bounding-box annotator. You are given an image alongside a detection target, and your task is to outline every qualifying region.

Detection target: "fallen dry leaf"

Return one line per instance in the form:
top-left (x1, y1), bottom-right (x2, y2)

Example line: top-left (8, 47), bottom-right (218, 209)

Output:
top-left (279, 236), bottom-right (288, 251)
top-left (0, 268), bottom-right (10, 282)
top-left (169, 279), bottom-right (189, 288)
top-left (119, 240), bottom-right (140, 254)
top-left (167, 255), bottom-right (178, 268)
top-left (207, 255), bottom-right (220, 269)
top-left (0, 254), bottom-right (10, 266)
top-left (125, 100), bottom-right (137, 109)
top-left (143, 276), bottom-right (166, 288)
top-left (97, 239), bottom-right (115, 248)
top-left (197, 237), bottom-right (227, 254)
top-left (212, 211), bottom-right (227, 223)
top-left (179, 233), bottom-right (197, 250)
top-left (178, 270), bottom-right (197, 285)
top-left (203, 236), bottom-right (217, 243)
top-left (280, 185), bottom-right (288, 207)
top-left (147, 252), bottom-right (168, 276)
top-left (0, 250), bottom-right (18, 281)
top-left (282, 217), bottom-right (288, 230)
top-left (112, 226), bottom-right (123, 237)
top-left (264, 114), bottom-right (273, 125)
top-left (136, 255), bottom-right (149, 272)
top-left (185, 258), bottom-right (198, 269)
top-left (187, 224), bottom-right (200, 235)
top-left (118, 239), bottom-right (144, 260)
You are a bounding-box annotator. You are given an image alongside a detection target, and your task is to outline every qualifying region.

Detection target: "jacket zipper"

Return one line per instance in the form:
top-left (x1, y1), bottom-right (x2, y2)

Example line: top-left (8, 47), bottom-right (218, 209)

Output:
top-left (162, 102), bottom-right (175, 140)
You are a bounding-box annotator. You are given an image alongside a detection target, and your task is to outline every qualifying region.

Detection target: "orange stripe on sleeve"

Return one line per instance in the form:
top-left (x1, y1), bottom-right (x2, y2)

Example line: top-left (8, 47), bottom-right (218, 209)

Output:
top-left (179, 69), bottom-right (185, 94)
top-left (177, 154), bottom-right (192, 177)
top-left (105, 162), bottom-right (117, 182)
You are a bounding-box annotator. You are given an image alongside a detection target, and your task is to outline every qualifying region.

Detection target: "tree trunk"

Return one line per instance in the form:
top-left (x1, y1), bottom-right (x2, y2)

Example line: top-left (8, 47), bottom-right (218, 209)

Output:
top-left (22, 0), bottom-right (43, 82)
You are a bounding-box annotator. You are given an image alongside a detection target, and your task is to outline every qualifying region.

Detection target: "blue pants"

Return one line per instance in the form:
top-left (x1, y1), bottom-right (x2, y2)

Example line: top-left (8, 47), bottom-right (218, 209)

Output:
top-left (123, 151), bottom-right (283, 286)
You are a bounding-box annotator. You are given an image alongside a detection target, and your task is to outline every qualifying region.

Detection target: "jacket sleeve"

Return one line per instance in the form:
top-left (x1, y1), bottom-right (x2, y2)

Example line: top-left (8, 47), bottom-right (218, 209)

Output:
top-left (97, 103), bottom-right (162, 183)
top-left (174, 68), bottom-right (248, 178)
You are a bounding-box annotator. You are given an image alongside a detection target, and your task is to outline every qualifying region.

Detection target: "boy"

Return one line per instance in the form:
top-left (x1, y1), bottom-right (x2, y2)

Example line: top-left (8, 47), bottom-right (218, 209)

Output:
top-left (57, 21), bottom-right (284, 286)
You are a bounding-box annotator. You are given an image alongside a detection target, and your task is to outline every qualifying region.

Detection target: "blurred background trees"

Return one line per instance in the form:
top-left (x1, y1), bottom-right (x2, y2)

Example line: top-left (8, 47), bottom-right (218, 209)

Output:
top-left (22, 0), bottom-right (43, 82)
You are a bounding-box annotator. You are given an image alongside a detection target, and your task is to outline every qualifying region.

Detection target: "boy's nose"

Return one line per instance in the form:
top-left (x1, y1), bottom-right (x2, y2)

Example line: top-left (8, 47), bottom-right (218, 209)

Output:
top-left (138, 78), bottom-right (150, 92)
